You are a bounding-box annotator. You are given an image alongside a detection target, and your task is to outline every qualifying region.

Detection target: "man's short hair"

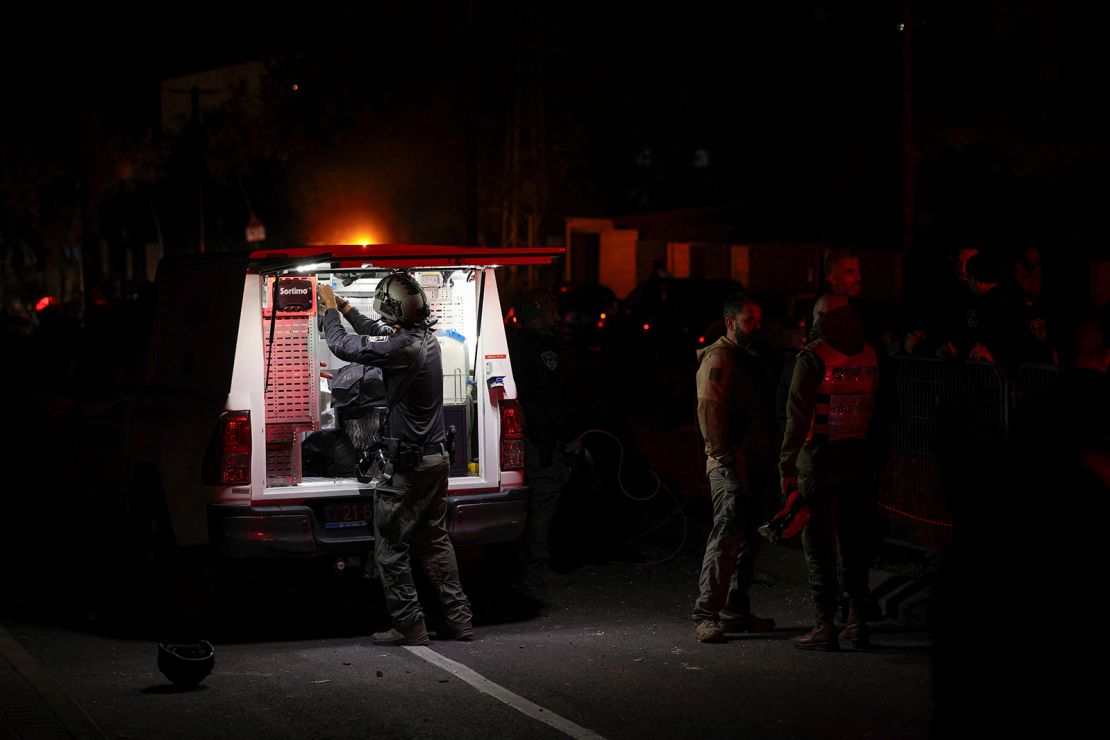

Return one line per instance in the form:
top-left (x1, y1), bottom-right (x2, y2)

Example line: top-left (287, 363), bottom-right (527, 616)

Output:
top-left (823, 248), bottom-right (859, 277)
top-left (813, 292), bottom-right (850, 321)
top-left (951, 240), bottom-right (982, 258)
top-left (723, 291), bottom-right (749, 319)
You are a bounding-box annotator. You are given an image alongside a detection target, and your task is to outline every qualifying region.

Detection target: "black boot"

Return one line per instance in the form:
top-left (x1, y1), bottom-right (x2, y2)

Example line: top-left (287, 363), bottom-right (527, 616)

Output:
top-left (838, 600), bottom-right (870, 649)
top-left (793, 605), bottom-right (839, 652)
top-left (372, 619), bottom-right (430, 646)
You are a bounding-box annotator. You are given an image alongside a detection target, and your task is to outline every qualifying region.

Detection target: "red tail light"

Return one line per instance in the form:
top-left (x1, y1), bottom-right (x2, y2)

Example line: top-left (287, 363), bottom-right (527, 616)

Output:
top-left (204, 411), bottom-right (252, 485)
top-left (499, 399), bottom-right (526, 470)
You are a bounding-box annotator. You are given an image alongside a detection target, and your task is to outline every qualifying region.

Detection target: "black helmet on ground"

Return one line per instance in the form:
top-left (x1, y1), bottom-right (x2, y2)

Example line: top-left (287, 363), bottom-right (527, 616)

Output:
top-left (157, 640), bottom-right (215, 687)
top-left (373, 272), bottom-right (431, 327)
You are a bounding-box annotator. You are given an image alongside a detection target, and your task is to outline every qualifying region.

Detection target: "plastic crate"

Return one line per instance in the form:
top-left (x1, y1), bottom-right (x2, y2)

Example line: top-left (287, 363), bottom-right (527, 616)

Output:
top-left (266, 422), bottom-right (307, 486)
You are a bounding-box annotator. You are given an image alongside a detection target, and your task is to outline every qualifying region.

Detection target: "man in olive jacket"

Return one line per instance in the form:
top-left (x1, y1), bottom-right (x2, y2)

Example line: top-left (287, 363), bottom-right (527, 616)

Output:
top-left (692, 293), bottom-right (777, 643)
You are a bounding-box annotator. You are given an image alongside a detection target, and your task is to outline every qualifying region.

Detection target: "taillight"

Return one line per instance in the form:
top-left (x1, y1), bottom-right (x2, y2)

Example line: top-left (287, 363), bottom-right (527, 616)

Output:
top-left (499, 399), bottom-right (526, 471)
top-left (203, 411), bottom-right (252, 485)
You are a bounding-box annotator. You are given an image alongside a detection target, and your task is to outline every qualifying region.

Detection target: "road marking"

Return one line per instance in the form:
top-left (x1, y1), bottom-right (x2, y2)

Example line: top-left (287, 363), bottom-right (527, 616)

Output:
top-left (0, 625), bottom-right (106, 739)
top-left (405, 646), bottom-right (608, 740)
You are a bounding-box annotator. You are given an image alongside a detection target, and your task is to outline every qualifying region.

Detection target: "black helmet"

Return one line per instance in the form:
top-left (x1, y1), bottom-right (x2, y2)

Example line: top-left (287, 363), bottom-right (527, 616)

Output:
top-left (373, 272), bottom-right (430, 327)
top-left (157, 640), bottom-right (215, 687)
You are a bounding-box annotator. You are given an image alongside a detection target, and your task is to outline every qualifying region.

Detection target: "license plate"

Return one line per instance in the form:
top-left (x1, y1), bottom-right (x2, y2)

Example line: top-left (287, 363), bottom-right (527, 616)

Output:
top-left (323, 500), bottom-right (374, 529)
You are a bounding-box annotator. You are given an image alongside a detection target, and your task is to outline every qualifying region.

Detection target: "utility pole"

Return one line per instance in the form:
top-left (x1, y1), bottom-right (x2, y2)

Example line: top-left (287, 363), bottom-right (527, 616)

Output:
top-left (78, 64), bottom-right (102, 325)
top-left (900, 0), bottom-right (915, 252)
top-left (192, 87), bottom-right (205, 253)
top-left (168, 84), bottom-right (223, 253)
top-left (501, 3), bottom-right (546, 251)
top-left (464, 0), bottom-right (479, 245)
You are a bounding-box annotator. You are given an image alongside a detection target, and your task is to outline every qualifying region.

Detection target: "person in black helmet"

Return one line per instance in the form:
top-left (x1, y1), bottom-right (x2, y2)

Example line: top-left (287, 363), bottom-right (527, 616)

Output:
top-left (319, 274), bottom-right (473, 646)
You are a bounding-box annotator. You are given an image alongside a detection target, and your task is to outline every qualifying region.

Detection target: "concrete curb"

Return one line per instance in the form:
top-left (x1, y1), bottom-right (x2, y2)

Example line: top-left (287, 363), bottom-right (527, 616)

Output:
top-left (0, 624), bottom-right (105, 739)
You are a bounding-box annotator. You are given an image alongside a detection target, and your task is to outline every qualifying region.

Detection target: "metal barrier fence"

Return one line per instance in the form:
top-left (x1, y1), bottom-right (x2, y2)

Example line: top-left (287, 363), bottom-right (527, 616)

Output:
top-left (877, 358), bottom-right (1060, 551)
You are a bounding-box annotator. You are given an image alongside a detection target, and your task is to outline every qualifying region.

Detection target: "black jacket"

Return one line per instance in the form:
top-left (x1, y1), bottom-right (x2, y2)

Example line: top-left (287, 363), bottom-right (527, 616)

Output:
top-left (323, 306), bottom-right (446, 445)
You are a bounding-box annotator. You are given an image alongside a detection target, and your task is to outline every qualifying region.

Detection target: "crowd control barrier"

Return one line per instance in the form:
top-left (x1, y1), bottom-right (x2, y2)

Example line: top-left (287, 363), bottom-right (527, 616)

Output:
top-left (877, 358), bottom-right (1060, 551)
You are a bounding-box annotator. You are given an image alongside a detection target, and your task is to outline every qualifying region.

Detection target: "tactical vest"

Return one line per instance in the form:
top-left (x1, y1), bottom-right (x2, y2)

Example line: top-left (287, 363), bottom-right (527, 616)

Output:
top-left (805, 339), bottom-right (879, 442)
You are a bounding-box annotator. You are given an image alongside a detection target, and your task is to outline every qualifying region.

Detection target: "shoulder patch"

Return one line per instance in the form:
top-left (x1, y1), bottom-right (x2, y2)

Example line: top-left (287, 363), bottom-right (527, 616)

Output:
top-left (697, 353), bottom-right (731, 403)
top-left (362, 336), bottom-right (390, 344)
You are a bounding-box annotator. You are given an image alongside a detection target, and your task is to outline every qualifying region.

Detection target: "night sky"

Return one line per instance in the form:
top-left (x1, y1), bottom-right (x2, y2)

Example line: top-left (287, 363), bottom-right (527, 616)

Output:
top-left (3, 1), bottom-right (1109, 262)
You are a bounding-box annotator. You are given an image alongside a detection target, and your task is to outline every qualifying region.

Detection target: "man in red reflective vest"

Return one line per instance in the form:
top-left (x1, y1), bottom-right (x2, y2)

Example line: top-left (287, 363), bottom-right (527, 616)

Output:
top-left (780, 293), bottom-right (880, 651)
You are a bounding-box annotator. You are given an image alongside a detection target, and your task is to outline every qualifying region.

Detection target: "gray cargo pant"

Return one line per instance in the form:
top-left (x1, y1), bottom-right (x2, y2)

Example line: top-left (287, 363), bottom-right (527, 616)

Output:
top-left (692, 465), bottom-right (757, 622)
top-left (374, 451), bottom-right (472, 629)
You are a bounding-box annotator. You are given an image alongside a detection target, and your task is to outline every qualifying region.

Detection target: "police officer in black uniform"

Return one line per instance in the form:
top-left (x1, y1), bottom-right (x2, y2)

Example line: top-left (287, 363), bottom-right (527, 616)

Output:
top-left (508, 289), bottom-right (578, 600)
top-left (320, 275), bottom-right (473, 646)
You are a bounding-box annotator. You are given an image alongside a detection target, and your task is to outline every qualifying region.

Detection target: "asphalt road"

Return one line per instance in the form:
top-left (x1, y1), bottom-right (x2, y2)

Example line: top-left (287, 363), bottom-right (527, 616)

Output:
top-left (2, 536), bottom-right (932, 740)
top-left (0, 338), bottom-right (933, 739)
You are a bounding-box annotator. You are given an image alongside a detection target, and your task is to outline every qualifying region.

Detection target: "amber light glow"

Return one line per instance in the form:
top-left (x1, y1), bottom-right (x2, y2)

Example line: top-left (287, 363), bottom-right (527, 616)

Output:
top-left (306, 212), bottom-right (388, 247)
top-left (347, 228), bottom-right (383, 247)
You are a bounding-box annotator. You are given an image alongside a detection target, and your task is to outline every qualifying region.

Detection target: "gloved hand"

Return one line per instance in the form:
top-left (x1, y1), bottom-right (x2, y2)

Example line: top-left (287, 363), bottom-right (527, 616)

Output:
top-left (318, 283), bottom-right (339, 311)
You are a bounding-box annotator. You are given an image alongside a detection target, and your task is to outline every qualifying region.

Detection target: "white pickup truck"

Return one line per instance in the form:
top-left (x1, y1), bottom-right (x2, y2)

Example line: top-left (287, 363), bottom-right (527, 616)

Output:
top-left (127, 244), bottom-right (562, 566)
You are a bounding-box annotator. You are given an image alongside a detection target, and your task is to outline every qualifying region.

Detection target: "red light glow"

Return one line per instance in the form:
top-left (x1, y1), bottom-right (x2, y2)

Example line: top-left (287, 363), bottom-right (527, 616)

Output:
top-left (642, 323), bottom-right (650, 331)
top-left (34, 296), bottom-right (56, 312)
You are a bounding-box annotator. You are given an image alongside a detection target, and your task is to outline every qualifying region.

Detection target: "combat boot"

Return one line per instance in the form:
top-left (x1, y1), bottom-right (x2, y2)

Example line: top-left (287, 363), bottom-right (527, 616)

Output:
top-left (793, 608), bottom-right (839, 652)
top-left (694, 620), bottom-right (726, 643)
top-left (436, 620), bottom-right (475, 641)
top-left (371, 619), bottom-right (430, 646)
top-left (839, 601), bottom-right (870, 649)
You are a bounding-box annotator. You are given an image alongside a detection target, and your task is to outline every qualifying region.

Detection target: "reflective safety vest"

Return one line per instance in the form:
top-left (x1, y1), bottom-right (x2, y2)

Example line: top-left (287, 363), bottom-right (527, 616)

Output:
top-left (806, 339), bottom-right (879, 442)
